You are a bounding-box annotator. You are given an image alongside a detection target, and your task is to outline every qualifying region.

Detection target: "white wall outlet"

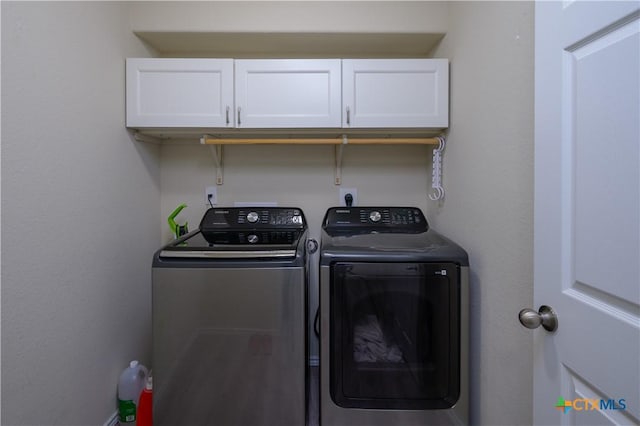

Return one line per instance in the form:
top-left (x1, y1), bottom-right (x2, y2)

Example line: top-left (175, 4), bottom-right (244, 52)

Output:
top-left (339, 187), bottom-right (358, 206)
top-left (205, 186), bottom-right (217, 207)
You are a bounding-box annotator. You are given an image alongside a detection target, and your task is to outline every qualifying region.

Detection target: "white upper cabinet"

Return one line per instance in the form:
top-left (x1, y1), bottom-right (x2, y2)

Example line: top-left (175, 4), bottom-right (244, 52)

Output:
top-left (234, 59), bottom-right (342, 128)
top-left (342, 59), bottom-right (449, 128)
top-left (126, 58), bottom-right (449, 131)
top-left (126, 58), bottom-right (234, 127)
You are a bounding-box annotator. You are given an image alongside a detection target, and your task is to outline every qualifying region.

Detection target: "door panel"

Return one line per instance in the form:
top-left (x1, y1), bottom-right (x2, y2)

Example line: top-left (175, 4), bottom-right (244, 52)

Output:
top-left (342, 59), bottom-right (448, 128)
top-left (234, 59), bottom-right (342, 128)
top-left (126, 58), bottom-right (234, 127)
top-left (570, 18), bottom-right (639, 302)
top-left (534, 1), bottom-right (639, 424)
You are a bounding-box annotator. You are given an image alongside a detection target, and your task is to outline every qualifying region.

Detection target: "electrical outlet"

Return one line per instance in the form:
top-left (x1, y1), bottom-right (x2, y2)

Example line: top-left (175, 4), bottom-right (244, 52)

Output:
top-left (205, 186), bottom-right (217, 207)
top-left (339, 187), bottom-right (358, 206)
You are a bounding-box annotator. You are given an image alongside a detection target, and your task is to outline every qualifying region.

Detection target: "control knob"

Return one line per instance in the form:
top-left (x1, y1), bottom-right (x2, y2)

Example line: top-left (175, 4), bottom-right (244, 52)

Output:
top-left (246, 211), bottom-right (259, 223)
top-left (369, 211), bottom-right (382, 223)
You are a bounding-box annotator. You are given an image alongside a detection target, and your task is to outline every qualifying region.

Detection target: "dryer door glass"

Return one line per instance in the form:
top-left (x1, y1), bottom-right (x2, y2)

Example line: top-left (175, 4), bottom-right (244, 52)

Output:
top-left (330, 262), bottom-right (460, 409)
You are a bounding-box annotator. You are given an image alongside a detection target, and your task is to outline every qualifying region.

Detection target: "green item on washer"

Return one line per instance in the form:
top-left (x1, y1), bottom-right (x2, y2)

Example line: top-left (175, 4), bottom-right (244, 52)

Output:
top-left (168, 204), bottom-right (188, 238)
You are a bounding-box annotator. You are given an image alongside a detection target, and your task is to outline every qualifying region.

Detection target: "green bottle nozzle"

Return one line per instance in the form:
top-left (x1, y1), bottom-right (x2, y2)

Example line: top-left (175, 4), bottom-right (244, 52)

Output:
top-left (168, 204), bottom-right (188, 238)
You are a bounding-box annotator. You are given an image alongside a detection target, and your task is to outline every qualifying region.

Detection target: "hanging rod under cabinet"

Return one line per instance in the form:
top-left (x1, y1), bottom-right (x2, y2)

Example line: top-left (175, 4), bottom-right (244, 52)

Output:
top-left (199, 136), bottom-right (441, 145)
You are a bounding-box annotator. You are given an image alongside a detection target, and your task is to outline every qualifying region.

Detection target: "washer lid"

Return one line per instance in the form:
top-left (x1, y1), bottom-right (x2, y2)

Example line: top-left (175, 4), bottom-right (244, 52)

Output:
top-left (320, 229), bottom-right (469, 266)
top-left (157, 230), bottom-right (300, 259)
top-left (153, 228), bottom-right (309, 268)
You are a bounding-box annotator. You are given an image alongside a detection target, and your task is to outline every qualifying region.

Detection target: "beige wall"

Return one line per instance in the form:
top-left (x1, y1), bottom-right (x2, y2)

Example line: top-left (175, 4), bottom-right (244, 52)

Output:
top-left (1, 1), bottom-right (534, 425)
top-left (128, 1), bottom-right (449, 33)
top-left (2, 2), bottom-right (160, 425)
top-left (430, 2), bottom-right (535, 424)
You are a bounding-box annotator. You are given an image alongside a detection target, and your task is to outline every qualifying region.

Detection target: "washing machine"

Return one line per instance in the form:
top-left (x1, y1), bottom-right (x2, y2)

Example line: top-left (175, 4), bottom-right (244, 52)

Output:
top-left (152, 207), bottom-right (309, 426)
top-left (319, 207), bottom-right (469, 426)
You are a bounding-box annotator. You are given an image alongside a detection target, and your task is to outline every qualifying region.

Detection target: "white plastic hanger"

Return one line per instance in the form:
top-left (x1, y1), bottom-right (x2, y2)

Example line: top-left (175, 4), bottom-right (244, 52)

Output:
top-left (429, 136), bottom-right (446, 201)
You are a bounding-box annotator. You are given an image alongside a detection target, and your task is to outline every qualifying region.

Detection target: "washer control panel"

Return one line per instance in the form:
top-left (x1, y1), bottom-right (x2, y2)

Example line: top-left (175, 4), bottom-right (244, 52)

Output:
top-left (201, 207), bottom-right (305, 229)
top-left (323, 207), bottom-right (428, 233)
top-left (200, 207), bottom-right (306, 245)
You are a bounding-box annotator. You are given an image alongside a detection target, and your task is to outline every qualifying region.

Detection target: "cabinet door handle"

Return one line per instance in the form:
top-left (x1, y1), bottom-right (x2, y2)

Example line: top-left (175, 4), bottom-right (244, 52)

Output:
top-left (226, 106), bottom-right (230, 126)
top-left (237, 107), bottom-right (242, 126)
top-left (346, 106), bottom-right (351, 126)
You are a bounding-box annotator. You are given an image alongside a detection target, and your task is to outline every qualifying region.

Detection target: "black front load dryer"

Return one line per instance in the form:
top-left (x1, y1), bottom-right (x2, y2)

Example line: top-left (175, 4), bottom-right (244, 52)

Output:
top-left (319, 207), bottom-right (469, 426)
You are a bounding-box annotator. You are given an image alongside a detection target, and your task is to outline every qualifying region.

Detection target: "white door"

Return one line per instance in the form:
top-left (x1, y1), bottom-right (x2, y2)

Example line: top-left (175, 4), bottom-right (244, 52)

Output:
top-left (342, 59), bottom-right (449, 128)
top-left (532, 1), bottom-right (639, 425)
top-left (234, 59), bottom-right (342, 128)
top-left (126, 58), bottom-right (234, 128)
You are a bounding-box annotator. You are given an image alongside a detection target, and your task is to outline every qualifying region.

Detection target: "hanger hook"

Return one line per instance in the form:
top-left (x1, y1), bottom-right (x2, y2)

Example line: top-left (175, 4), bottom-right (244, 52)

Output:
top-left (429, 186), bottom-right (444, 201)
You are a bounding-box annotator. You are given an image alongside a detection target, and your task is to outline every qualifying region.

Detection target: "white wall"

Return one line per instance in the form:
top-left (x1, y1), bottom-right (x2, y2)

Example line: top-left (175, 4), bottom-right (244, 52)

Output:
top-left (429, 2), bottom-right (535, 425)
top-left (2, 2), bottom-right (159, 425)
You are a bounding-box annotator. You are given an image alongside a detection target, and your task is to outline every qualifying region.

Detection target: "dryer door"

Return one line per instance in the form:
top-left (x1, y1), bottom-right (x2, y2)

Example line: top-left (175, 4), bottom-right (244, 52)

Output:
top-left (330, 262), bottom-right (460, 409)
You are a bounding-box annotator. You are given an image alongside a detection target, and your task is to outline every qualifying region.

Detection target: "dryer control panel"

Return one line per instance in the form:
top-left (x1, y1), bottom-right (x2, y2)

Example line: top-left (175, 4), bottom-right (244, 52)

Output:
top-left (323, 207), bottom-right (428, 234)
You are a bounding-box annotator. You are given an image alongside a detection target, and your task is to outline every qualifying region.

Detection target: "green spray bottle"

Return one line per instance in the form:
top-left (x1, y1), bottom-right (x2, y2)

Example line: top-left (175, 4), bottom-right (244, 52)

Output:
top-left (168, 204), bottom-right (188, 239)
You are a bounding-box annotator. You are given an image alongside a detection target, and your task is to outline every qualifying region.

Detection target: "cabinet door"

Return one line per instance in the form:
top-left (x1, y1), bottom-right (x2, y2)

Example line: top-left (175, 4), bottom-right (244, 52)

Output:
top-left (234, 59), bottom-right (342, 128)
top-left (342, 59), bottom-right (449, 128)
top-left (126, 58), bottom-right (234, 128)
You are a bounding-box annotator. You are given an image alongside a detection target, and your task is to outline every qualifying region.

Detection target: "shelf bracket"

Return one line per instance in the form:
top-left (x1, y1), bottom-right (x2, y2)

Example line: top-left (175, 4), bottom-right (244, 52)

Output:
top-left (335, 134), bottom-right (348, 185)
top-left (201, 135), bottom-right (224, 185)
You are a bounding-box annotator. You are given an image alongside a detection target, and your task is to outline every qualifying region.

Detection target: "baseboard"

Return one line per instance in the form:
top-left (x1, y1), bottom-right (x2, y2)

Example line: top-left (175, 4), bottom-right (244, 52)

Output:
top-left (103, 410), bottom-right (118, 426)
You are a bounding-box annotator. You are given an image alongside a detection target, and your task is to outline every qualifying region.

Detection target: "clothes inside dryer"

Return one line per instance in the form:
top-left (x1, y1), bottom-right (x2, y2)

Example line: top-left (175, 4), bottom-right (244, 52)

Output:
top-left (331, 262), bottom-right (459, 408)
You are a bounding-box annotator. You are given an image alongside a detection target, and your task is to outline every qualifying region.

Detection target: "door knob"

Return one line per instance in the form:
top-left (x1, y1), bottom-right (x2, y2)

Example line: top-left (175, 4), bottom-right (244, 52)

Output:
top-left (518, 305), bottom-right (558, 332)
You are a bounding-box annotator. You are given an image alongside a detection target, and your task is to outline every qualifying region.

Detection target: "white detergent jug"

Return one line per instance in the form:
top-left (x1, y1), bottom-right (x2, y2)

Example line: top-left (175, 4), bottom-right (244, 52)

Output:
top-left (117, 360), bottom-right (148, 424)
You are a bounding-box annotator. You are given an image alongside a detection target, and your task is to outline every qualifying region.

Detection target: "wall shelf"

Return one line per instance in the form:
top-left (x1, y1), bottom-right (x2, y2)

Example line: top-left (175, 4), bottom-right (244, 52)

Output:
top-left (132, 130), bottom-right (446, 192)
top-left (196, 134), bottom-right (443, 186)
top-left (199, 136), bottom-right (441, 145)
top-left (131, 128), bottom-right (444, 144)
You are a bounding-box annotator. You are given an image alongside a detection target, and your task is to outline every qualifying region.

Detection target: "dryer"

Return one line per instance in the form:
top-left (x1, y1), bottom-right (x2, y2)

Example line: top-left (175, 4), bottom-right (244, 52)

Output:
top-left (319, 207), bottom-right (469, 426)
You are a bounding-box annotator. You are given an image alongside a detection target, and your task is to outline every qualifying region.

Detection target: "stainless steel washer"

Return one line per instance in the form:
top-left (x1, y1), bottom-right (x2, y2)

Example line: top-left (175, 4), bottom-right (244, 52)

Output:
top-left (152, 207), bottom-right (309, 426)
top-left (319, 207), bottom-right (469, 426)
